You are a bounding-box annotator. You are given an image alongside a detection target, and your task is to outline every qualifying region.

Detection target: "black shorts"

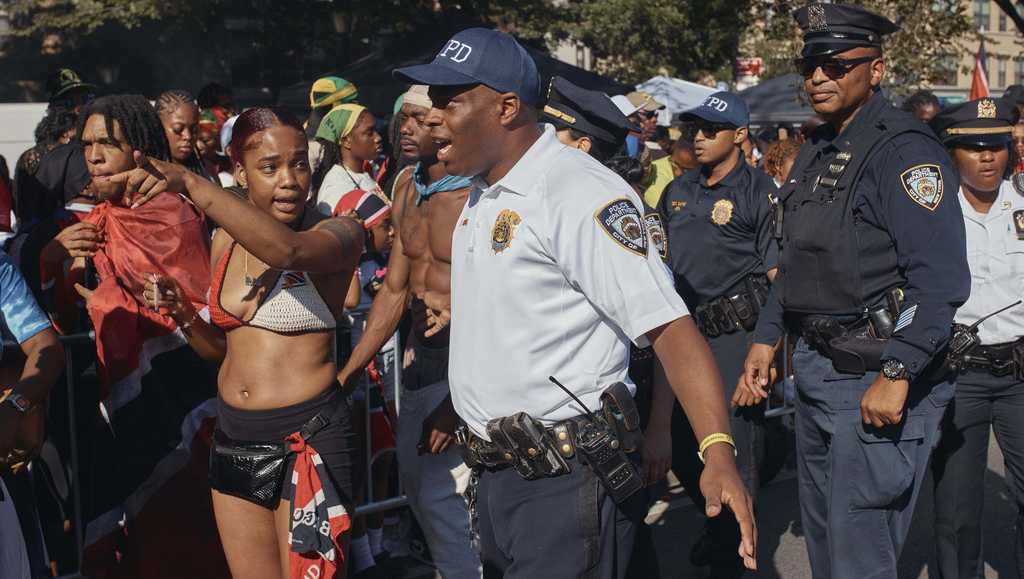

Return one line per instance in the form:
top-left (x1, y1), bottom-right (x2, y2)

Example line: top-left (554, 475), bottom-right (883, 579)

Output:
top-left (215, 386), bottom-right (356, 505)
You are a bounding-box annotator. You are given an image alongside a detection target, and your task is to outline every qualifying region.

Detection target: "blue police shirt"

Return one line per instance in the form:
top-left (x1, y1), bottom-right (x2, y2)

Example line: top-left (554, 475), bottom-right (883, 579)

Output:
top-left (755, 93), bottom-right (970, 378)
top-left (0, 251), bottom-right (52, 357)
top-left (657, 151), bottom-right (779, 308)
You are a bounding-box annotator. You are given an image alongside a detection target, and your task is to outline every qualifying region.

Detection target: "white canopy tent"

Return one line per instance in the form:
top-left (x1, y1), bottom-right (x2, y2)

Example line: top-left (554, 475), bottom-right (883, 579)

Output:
top-left (634, 75), bottom-right (717, 125)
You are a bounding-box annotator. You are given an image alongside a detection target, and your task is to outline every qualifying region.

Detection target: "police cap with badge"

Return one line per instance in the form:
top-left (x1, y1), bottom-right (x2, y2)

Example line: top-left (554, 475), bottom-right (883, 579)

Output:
top-left (931, 97), bottom-right (1016, 148)
top-left (793, 2), bottom-right (899, 60)
top-left (542, 76), bottom-right (631, 148)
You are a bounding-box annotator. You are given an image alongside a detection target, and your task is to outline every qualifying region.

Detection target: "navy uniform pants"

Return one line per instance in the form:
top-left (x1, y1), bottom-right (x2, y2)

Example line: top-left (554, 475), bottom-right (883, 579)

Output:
top-left (931, 368), bottom-right (1024, 579)
top-left (793, 339), bottom-right (953, 579)
top-left (477, 456), bottom-right (637, 579)
top-left (672, 328), bottom-right (763, 577)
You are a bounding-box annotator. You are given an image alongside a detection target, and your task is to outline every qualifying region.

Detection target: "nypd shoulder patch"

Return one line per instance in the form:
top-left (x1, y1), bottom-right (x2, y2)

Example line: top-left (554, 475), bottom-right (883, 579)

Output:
top-left (644, 212), bottom-right (668, 261)
top-left (596, 199), bottom-right (648, 256)
top-left (900, 164), bottom-right (944, 211)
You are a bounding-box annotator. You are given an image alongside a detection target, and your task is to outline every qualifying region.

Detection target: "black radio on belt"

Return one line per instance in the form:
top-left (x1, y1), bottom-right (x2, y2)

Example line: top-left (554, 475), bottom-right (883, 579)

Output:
top-left (945, 300), bottom-right (1022, 374)
top-left (549, 377), bottom-right (644, 504)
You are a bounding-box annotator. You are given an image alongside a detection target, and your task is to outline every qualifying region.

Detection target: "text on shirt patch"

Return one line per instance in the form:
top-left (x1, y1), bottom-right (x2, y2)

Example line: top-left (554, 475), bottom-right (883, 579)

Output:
top-left (644, 213), bottom-right (669, 261)
top-left (1014, 210), bottom-right (1024, 240)
top-left (596, 199), bottom-right (648, 256)
top-left (491, 209), bottom-right (522, 253)
top-left (900, 164), bottom-right (944, 211)
top-left (671, 200), bottom-right (686, 212)
top-left (711, 199), bottom-right (734, 225)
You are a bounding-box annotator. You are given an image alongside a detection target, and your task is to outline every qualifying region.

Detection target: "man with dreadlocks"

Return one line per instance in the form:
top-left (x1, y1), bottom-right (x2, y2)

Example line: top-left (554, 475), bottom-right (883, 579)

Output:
top-left (67, 94), bottom-right (228, 578)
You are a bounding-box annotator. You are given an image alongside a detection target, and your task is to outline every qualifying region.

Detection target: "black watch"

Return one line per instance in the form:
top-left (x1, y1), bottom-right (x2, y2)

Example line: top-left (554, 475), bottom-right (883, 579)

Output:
top-left (881, 358), bottom-right (909, 381)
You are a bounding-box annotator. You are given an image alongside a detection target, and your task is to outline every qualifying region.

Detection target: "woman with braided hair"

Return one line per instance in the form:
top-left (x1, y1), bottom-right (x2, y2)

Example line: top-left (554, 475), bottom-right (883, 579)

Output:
top-left (156, 89), bottom-right (209, 178)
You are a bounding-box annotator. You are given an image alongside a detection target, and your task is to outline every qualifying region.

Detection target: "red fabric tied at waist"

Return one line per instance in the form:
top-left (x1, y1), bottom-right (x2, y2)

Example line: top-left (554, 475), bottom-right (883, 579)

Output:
top-left (286, 431), bottom-right (351, 579)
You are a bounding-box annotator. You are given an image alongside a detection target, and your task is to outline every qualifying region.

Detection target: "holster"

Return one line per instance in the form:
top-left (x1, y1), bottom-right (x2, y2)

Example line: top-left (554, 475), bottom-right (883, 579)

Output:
top-left (600, 382), bottom-right (642, 453)
top-left (1014, 342), bottom-right (1024, 381)
top-left (828, 331), bottom-right (888, 374)
top-left (485, 413), bottom-right (572, 480)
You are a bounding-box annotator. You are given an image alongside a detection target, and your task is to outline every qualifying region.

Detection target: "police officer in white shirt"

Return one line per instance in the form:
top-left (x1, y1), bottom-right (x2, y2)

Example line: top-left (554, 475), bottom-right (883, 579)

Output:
top-left (930, 98), bottom-right (1024, 579)
top-left (395, 28), bottom-right (756, 578)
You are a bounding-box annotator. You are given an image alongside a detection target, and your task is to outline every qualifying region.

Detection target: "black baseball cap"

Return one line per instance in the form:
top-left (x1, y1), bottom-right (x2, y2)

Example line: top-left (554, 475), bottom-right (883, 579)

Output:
top-left (793, 3), bottom-right (899, 58)
top-left (542, 77), bottom-right (630, 146)
top-left (393, 28), bottom-right (541, 107)
top-left (931, 98), bottom-right (1015, 148)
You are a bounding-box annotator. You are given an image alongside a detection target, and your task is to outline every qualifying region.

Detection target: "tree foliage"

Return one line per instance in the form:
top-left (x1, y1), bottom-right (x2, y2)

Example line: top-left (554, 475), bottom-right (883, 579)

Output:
top-left (746, 0), bottom-right (974, 93)
top-left (5, 0), bottom-right (976, 91)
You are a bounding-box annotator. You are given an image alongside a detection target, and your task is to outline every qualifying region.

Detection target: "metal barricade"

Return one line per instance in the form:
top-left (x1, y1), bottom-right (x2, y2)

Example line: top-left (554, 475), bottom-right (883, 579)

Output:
top-left (354, 331), bottom-right (409, 516)
top-left (8, 329), bottom-right (409, 578)
top-left (764, 333), bottom-right (797, 418)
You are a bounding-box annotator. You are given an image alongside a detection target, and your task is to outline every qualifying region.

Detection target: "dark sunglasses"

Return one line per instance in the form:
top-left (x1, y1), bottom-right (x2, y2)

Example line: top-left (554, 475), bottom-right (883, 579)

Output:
top-left (795, 55), bottom-right (876, 79)
top-left (681, 120), bottom-right (736, 140)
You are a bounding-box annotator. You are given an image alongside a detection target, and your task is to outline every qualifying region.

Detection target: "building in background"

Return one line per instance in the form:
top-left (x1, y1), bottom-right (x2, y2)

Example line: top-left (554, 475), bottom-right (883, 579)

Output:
top-left (932, 0), bottom-right (1024, 105)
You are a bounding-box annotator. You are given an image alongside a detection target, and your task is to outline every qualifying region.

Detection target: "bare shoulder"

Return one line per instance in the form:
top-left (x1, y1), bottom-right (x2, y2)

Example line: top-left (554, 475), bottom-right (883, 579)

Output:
top-left (210, 227), bottom-right (234, 264)
top-left (391, 165), bottom-right (417, 226)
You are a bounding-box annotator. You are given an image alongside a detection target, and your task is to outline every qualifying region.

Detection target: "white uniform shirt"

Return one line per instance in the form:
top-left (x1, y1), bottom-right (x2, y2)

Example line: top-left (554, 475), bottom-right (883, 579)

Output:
top-left (449, 125), bottom-right (688, 439)
top-left (957, 180), bottom-right (1024, 344)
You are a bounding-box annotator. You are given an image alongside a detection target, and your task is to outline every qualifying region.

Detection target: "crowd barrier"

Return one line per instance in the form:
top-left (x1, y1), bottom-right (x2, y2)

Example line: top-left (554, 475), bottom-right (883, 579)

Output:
top-left (19, 330), bottom-right (797, 577)
top-left (9, 331), bottom-right (409, 578)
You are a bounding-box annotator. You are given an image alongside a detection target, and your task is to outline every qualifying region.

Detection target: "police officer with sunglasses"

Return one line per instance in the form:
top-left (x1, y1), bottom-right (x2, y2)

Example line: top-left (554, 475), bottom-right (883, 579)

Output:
top-left (657, 91), bottom-right (778, 578)
top-left (735, 4), bottom-right (970, 578)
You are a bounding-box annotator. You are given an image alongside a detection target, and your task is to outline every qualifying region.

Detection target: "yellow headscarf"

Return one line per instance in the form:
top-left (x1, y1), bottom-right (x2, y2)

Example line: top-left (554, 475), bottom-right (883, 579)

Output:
top-left (315, 103), bottom-right (367, 143)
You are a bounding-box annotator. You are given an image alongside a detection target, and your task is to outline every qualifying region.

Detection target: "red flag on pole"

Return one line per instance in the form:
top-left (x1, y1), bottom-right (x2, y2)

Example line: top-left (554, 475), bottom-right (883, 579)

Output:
top-left (970, 39), bottom-right (990, 100)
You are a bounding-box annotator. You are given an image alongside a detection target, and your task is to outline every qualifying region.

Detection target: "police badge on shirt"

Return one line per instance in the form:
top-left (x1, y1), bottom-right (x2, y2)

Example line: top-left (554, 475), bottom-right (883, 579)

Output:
top-left (596, 199), bottom-right (648, 256)
top-left (900, 164), bottom-right (944, 211)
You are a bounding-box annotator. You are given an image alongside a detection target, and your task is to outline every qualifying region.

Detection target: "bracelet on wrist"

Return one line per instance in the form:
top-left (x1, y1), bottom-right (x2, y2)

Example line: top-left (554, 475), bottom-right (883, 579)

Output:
top-left (697, 432), bottom-right (737, 464)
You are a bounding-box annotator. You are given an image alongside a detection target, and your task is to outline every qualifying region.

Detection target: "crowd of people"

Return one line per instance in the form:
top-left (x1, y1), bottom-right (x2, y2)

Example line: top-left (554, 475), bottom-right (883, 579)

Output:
top-left (2, 3), bottom-right (1024, 579)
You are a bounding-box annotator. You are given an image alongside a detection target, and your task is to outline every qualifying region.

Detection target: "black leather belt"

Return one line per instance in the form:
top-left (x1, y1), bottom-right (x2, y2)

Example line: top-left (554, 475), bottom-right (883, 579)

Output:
top-left (457, 415), bottom-right (591, 471)
top-left (963, 342), bottom-right (1019, 377)
top-left (693, 273), bottom-right (770, 338)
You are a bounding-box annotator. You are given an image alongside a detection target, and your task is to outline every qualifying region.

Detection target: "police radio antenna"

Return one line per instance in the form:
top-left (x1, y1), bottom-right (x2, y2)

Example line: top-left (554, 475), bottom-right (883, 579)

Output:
top-left (969, 300), bottom-right (1022, 329)
top-left (548, 376), bottom-right (598, 422)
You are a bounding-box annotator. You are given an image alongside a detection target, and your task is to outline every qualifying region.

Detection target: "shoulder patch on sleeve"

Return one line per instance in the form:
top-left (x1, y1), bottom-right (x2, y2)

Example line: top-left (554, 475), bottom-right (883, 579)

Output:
top-left (595, 199), bottom-right (648, 256)
top-left (900, 164), bottom-right (944, 211)
top-left (644, 212), bottom-right (668, 261)
top-left (1012, 172), bottom-right (1024, 196)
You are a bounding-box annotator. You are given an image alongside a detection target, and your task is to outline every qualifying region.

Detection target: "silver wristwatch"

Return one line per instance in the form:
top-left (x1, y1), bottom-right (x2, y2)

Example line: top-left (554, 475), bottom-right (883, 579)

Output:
top-left (4, 392), bottom-right (31, 413)
top-left (881, 358), bottom-right (909, 381)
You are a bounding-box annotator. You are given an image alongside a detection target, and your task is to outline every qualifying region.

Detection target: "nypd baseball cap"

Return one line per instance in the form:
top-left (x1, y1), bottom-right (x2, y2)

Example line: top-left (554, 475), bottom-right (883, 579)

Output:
top-left (679, 91), bottom-right (750, 128)
top-left (393, 28), bottom-right (541, 107)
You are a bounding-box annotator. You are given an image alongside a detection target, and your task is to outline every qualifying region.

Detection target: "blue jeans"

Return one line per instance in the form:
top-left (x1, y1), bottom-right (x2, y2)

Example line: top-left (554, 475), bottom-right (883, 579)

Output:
top-left (398, 344), bottom-right (481, 579)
